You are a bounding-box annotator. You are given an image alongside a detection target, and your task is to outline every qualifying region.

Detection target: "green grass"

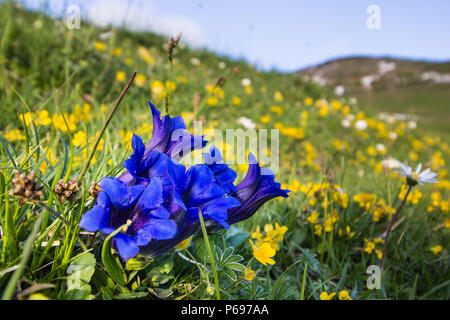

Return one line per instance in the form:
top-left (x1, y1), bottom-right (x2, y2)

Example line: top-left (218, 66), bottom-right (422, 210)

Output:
top-left (355, 84), bottom-right (450, 136)
top-left (0, 2), bottom-right (449, 300)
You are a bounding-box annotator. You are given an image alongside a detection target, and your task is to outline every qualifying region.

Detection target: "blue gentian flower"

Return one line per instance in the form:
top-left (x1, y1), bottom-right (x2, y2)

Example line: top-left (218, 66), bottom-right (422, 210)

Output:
top-left (183, 164), bottom-right (241, 229)
top-left (145, 101), bottom-right (206, 159)
top-left (139, 163), bottom-right (240, 258)
top-left (79, 177), bottom-right (177, 261)
top-left (119, 102), bottom-right (206, 183)
top-left (227, 153), bottom-right (290, 225)
top-left (80, 102), bottom-right (290, 261)
top-left (203, 145), bottom-right (238, 194)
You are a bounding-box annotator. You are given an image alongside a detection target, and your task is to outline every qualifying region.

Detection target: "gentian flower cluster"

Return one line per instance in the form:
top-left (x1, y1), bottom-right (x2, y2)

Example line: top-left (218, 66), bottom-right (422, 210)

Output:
top-left (80, 102), bottom-right (290, 261)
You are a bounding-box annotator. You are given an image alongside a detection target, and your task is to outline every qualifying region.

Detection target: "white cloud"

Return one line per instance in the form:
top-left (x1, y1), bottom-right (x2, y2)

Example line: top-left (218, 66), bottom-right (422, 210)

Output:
top-left (86, 0), bottom-right (207, 48)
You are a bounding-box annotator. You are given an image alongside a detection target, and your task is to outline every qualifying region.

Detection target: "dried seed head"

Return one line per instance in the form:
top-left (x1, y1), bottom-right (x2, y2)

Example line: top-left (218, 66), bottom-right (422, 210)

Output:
top-left (53, 179), bottom-right (79, 203)
top-left (9, 171), bottom-right (43, 205)
top-left (167, 33), bottom-right (182, 62)
top-left (88, 182), bottom-right (102, 198)
top-left (215, 76), bottom-right (227, 88)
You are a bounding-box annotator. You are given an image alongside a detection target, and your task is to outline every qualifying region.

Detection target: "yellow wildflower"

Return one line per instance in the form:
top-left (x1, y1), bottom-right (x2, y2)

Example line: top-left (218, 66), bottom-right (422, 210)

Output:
top-left (306, 212), bottom-right (319, 224)
top-left (274, 91), bottom-right (283, 102)
top-left (176, 237), bottom-right (192, 250)
top-left (270, 105), bottom-right (283, 115)
top-left (249, 240), bottom-right (275, 266)
top-left (260, 115), bottom-right (271, 124)
top-left (232, 96), bottom-right (242, 106)
top-left (364, 241), bottom-right (376, 254)
top-left (165, 80), bottom-right (177, 92)
top-left (135, 74), bottom-right (147, 87)
top-left (207, 96), bottom-right (219, 106)
top-left (320, 292), bottom-right (336, 300)
top-left (151, 80), bottom-right (166, 102)
top-left (4, 129), bottom-right (25, 142)
top-left (304, 97), bottom-right (313, 106)
top-left (430, 245), bottom-right (443, 256)
top-left (116, 71), bottom-right (126, 82)
top-left (244, 268), bottom-right (256, 281)
top-left (73, 130), bottom-right (87, 147)
top-left (38, 110), bottom-right (52, 126)
top-left (338, 290), bottom-right (352, 300)
top-left (112, 47), bottom-right (122, 56)
top-left (444, 219), bottom-right (450, 229)
top-left (94, 42), bottom-right (106, 51)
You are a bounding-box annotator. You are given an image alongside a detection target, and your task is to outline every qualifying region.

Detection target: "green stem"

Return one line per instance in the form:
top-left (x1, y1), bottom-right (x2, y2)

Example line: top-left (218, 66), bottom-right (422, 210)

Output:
top-left (2, 211), bottom-right (44, 300)
top-left (379, 184), bottom-right (412, 270)
top-left (197, 209), bottom-right (221, 300)
top-left (166, 62), bottom-right (173, 114)
top-left (299, 263), bottom-right (308, 300)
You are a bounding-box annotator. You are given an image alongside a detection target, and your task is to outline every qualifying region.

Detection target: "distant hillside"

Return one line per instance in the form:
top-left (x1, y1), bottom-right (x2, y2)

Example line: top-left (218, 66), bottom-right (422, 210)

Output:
top-left (297, 57), bottom-right (450, 132)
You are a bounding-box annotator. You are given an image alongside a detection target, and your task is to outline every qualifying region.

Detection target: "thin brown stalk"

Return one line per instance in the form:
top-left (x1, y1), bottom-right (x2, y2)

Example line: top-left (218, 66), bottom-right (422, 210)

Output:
top-left (78, 72), bottom-right (136, 184)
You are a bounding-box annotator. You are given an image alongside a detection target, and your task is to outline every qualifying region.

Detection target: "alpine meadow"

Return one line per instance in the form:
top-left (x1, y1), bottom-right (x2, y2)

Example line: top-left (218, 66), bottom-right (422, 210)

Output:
top-left (0, 2), bottom-right (449, 301)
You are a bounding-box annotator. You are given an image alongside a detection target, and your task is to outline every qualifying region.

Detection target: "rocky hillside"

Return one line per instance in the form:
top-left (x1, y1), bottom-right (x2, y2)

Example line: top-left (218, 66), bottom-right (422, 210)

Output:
top-left (297, 57), bottom-right (450, 132)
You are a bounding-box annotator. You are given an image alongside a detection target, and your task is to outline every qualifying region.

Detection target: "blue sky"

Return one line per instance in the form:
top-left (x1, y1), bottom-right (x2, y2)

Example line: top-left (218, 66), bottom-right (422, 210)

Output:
top-left (21, 0), bottom-right (450, 72)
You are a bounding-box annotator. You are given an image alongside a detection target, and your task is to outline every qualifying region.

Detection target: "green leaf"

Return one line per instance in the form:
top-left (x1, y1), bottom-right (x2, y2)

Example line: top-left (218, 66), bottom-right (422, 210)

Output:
top-left (224, 262), bottom-right (246, 272)
top-left (101, 226), bottom-right (127, 286)
top-left (66, 252), bottom-right (96, 288)
top-left (146, 260), bottom-right (174, 287)
top-left (149, 288), bottom-right (173, 299)
top-left (268, 260), bottom-right (301, 300)
top-left (64, 285), bottom-right (94, 300)
top-left (336, 261), bottom-right (350, 291)
top-left (225, 226), bottom-right (249, 247)
top-left (63, 252), bottom-right (97, 300)
top-left (101, 287), bottom-right (114, 300)
top-left (195, 239), bottom-right (210, 261)
top-left (125, 256), bottom-right (152, 271)
top-left (222, 267), bottom-right (237, 281)
top-left (113, 292), bottom-right (148, 300)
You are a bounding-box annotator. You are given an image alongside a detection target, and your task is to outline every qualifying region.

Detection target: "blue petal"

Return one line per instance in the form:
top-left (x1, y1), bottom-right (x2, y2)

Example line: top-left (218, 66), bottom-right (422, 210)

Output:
top-left (132, 133), bottom-right (145, 160)
top-left (79, 205), bottom-right (110, 232)
top-left (203, 196), bottom-right (241, 212)
top-left (135, 226), bottom-right (152, 246)
top-left (201, 196), bottom-right (240, 230)
top-left (227, 153), bottom-right (290, 225)
top-left (100, 177), bottom-right (145, 209)
top-left (171, 115), bottom-right (187, 130)
top-left (149, 206), bottom-right (170, 219)
top-left (96, 191), bottom-right (110, 208)
top-left (148, 219), bottom-right (178, 240)
top-left (203, 146), bottom-right (237, 193)
top-left (123, 134), bottom-right (146, 177)
top-left (183, 165), bottom-right (227, 207)
top-left (137, 219), bottom-right (177, 243)
top-left (114, 233), bottom-right (139, 261)
top-left (136, 178), bottom-right (164, 213)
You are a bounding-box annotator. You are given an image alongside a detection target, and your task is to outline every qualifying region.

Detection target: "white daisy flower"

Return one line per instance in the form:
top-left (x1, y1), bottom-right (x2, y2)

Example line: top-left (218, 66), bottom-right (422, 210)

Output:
top-left (355, 120), bottom-right (368, 131)
top-left (396, 162), bottom-right (438, 186)
top-left (375, 143), bottom-right (386, 153)
top-left (381, 158), bottom-right (402, 170)
top-left (241, 78), bottom-right (251, 87)
top-left (237, 117), bottom-right (256, 129)
top-left (346, 114), bottom-right (355, 121)
top-left (407, 121), bottom-right (417, 130)
top-left (190, 57), bottom-right (200, 66)
top-left (388, 132), bottom-right (398, 140)
top-left (341, 119), bottom-right (351, 128)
